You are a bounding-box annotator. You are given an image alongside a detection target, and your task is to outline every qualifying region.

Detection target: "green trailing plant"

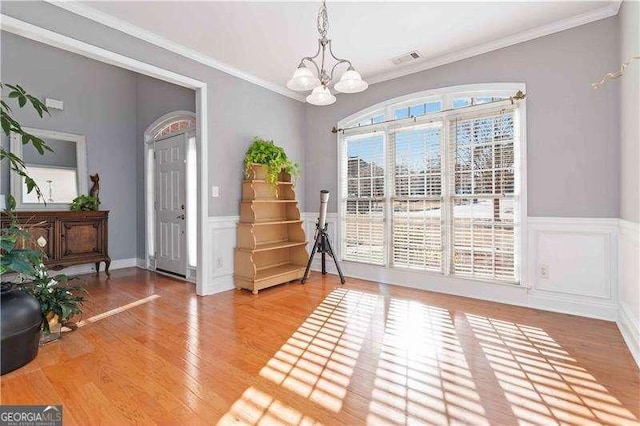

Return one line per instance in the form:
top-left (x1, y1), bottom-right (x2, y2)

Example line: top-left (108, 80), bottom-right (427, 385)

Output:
top-left (244, 137), bottom-right (300, 189)
top-left (1, 83), bottom-right (52, 204)
top-left (69, 195), bottom-right (100, 211)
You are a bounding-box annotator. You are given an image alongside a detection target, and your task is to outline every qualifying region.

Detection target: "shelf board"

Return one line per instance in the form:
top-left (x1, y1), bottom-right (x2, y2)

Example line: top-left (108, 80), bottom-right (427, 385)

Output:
top-left (243, 199), bottom-right (297, 203)
top-left (245, 180), bottom-right (293, 185)
top-left (238, 219), bottom-right (303, 226)
top-left (238, 240), bottom-right (307, 253)
top-left (254, 263), bottom-right (305, 282)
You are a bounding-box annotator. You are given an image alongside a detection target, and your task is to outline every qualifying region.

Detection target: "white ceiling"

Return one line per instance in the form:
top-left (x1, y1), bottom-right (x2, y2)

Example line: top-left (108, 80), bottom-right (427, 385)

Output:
top-left (68, 1), bottom-right (617, 100)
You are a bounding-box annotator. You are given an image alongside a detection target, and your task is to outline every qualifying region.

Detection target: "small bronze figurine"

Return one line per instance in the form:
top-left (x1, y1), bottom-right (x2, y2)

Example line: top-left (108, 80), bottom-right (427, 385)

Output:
top-left (89, 174), bottom-right (100, 202)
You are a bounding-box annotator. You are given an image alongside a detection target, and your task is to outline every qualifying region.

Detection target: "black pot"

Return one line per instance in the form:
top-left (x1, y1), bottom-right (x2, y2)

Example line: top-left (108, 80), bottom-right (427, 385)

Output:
top-left (1, 283), bottom-right (42, 375)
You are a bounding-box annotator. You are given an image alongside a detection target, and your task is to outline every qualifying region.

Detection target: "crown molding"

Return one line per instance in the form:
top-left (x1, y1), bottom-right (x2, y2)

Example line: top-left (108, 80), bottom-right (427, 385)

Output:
top-left (43, 0), bottom-right (620, 101)
top-left (44, 0), bottom-right (306, 102)
top-left (366, 2), bottom-right (622, 85)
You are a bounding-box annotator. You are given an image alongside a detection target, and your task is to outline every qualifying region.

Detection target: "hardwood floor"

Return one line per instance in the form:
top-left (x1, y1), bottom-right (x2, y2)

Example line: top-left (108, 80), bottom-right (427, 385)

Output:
top-left (1, 268), bottom-right (638, 425)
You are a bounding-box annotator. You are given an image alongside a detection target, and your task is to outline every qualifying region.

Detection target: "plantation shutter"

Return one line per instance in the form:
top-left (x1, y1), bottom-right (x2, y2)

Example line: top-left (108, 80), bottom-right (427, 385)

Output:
top-left (341, 133), bottom-right (385, 265)
top-left (449, 108), bottom-right (518, 282)
top-left (390, 123), bottom-right (443, 271)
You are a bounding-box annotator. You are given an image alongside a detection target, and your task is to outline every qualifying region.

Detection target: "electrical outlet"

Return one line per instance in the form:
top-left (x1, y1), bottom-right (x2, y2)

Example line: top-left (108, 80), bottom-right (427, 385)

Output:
top-left (539, 264), bottom-right (549, 279)
top-left (211, 186), bottom-right (220, 197)
top-left (216, 257), bottom-right (223, 268)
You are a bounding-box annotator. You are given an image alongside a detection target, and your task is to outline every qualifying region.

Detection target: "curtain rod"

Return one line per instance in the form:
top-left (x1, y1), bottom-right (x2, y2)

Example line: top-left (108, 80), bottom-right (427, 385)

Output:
top-left (331, 90), bottom-right (526, 134)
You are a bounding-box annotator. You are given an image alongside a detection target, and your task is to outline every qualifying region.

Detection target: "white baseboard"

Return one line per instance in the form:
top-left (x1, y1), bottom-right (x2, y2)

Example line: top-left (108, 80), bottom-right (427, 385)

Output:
top-left (136, 258), bottom-right (146, 269)
top-left (618, 301), bottom-right (640, 368)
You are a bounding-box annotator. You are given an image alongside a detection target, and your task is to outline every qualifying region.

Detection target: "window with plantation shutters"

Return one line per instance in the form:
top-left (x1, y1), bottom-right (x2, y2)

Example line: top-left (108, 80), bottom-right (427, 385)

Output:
top-left (338, 87), bottom-right (522, 284)
top-left (342, 133), bottom-right (385, 265)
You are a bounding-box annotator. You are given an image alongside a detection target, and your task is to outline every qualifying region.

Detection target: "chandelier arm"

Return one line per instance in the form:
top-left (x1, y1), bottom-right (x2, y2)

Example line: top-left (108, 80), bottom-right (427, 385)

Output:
top-left (300, 57), bottom-right (321, 77)
top-left (329, 59), bottom-right (352, 82)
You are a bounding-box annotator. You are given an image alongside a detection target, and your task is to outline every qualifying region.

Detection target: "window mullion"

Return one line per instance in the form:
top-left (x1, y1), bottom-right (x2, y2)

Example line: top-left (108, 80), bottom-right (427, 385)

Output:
top-left (442, 117), bottom-right (452, 276)
top-left (385, 131), bottom-right (394, 268)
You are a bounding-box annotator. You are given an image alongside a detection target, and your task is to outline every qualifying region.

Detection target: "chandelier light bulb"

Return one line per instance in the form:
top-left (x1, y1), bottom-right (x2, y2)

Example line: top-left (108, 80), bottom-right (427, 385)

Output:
top-left (334, 68), bottom-right (369, 94)
top-left (306, 85), bottom-right (336, 106)
top-left (287, 66), bottom-right (321, 91)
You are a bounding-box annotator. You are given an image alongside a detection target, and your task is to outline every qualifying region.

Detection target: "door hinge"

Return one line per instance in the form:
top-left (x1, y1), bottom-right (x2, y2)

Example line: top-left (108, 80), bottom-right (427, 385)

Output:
top-left (154, 201), bottom-right (158, 210)
top-left (153, 151), bottom-right (156, 160)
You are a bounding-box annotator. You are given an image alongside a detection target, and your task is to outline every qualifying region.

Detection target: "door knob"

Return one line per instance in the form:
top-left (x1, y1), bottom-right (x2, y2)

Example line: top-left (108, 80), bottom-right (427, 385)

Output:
top-left (176, 214), bottom-right (185, 220)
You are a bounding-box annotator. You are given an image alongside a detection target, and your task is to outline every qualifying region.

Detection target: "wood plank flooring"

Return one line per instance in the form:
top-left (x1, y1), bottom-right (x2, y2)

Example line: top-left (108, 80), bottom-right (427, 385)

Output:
top-left (1, 268), bottom-right (638, 425)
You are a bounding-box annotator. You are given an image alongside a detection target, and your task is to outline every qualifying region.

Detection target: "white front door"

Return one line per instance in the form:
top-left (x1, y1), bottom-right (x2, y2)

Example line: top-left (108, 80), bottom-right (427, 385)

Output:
top-left (155, 134), bottom-right (186, 276)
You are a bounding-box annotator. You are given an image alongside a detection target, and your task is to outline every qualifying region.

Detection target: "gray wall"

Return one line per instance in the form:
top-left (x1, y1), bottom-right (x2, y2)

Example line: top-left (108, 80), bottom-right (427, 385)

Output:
top-left (619, 0), bottom-right (639, 224)
top-left (1, 32), bottom-right (138, 260)
top-left (304, 17), bottom-right (621, 216)
top-left (1, 31), bottom-right (196, 260)
top-left (135, 75), bottom-right (195, 259)
top-left (1, 1), bottom-right (307, 218)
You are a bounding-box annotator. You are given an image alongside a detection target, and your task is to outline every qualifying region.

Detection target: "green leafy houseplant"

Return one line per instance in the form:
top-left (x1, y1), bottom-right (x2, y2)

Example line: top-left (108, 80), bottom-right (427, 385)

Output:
top-left (1, 83), bottom-right (52, 203)
top-left (17, 264), bottom-right (86, 333)
top-left (244, 137), bottom-right (300, 189)
top-left (70, 195), bottom-right (100, 211)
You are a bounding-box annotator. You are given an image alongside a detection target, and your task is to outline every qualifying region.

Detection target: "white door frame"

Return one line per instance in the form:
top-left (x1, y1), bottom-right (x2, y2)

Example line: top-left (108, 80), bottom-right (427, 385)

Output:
top-left (0, 15), bottom-right (211, 295)
top-left (144, 112), bottom-right (197, 280)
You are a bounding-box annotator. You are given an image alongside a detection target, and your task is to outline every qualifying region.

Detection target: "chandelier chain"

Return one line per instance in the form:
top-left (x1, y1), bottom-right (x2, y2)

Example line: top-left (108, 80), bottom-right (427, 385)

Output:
top-left (317, 0), bottom-right (329, 39)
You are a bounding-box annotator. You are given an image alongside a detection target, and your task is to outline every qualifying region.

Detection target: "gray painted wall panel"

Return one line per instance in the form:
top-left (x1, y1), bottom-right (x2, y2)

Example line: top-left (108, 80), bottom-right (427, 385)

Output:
top-left (304, 17), bottom-right (620, 217)
top-left (1, 32), bottom-right (138, 260)
top-left (1, 1), bottom-right (307, 217)
top-left (619, 1), bottom-right (639, 223)
top-left (1, 32), bottom-right (198, 261)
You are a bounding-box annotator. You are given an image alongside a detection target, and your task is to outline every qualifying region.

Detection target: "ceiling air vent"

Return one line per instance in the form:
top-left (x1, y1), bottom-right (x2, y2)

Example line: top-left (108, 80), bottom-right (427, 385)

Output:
top-left (391, 51), bottom-right (421, 65)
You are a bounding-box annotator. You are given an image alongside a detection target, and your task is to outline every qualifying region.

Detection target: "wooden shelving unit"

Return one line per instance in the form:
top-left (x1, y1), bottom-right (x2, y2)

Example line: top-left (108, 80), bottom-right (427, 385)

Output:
top-left (234, 164), bottom-right (308, 294)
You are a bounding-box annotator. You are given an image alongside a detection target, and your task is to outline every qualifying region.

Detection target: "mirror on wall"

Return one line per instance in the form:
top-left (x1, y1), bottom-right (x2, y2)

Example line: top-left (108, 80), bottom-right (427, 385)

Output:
top-left (10, 128), bottom-right (88, 210)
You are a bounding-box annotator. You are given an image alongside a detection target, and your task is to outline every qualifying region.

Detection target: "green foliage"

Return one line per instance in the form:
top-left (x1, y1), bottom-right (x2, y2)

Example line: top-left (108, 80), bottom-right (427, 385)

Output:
top-left (0, 200), bottom-right (43, 277)
top-left (69, 195), bottom-right (100, 211)
top-left (17, 264), bottom-right (86, 333)
top-left (1, 83), bottom-right (52, 203)
top-left (244, 137), bottom-right (300, 189)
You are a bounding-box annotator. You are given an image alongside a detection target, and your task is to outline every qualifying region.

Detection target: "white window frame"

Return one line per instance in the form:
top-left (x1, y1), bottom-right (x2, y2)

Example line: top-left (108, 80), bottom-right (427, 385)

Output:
top-left (337, 83), bottom-right (528, 286)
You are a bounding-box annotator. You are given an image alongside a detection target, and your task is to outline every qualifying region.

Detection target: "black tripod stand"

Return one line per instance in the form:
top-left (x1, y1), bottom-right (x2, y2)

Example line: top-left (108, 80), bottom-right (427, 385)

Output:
top-left (301, 222), bottom-right (345, 284)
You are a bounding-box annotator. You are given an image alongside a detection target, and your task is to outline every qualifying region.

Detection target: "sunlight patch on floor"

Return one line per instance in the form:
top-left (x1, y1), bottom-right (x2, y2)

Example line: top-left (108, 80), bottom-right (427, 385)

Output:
top-left (366, 298), bottom-right (489, 425)
top-left (258, 288), bottom-right (380, 412)
top-left (218, 386), bottom-right (322, 426)
top-left (75, 294), bottom-right (160, 327)
top-left (465, 314), bottom-right (640, 426)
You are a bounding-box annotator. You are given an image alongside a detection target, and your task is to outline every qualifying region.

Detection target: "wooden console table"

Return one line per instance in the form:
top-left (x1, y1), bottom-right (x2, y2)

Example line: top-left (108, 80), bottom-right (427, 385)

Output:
top-left (1, 210), bottom-right (111, 276)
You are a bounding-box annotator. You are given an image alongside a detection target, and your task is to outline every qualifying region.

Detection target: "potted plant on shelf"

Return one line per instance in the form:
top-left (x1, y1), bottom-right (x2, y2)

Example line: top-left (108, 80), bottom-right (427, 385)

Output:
top-left (69, 194), bottom-right (100, 211)
top-left (244, 137), bottom-right (300, 195)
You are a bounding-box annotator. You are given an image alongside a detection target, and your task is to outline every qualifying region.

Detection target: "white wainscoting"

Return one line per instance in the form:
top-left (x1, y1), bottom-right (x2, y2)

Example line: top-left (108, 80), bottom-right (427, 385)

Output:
top-left (527, 217), bottom-right (619, 320)
top-left (204, 216), bottom-right (239, 295)
top-left (205, 213), bottom-right (636, 366)
top-left (302, 214), bottom-right (620, 320)
top-left (618, 219), bottom-right (640, 367)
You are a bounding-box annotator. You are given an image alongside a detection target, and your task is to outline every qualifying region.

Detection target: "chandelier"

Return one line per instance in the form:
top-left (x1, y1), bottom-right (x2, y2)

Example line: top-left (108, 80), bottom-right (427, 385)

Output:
top-left (287, 0), bottom-right (368, 106)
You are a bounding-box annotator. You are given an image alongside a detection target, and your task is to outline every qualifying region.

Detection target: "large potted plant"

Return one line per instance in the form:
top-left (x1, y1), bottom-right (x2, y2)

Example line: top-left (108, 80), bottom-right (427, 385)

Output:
top-left (244, 137), bottom-right (300, 195)
top-left (1, 83), bottom-right (86, 373)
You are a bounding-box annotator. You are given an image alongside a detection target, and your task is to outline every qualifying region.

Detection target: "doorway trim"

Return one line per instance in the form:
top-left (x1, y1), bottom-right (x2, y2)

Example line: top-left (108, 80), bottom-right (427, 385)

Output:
top-left (144, 111), bottom-right (197, 281)
top-left (0, 14), bottom-right (211, 295)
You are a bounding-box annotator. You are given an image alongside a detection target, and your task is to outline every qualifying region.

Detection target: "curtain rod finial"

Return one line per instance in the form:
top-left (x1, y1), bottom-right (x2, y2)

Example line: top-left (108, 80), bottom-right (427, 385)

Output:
top-left (331, 126), bottom-right (339, 134)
